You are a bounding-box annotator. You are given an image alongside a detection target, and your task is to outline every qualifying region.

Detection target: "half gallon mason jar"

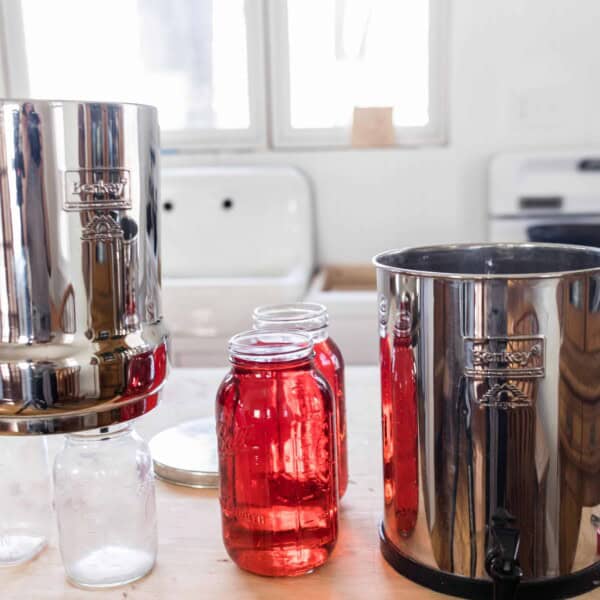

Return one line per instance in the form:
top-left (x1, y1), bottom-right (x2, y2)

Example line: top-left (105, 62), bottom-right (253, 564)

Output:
top-left (0, 437), bottom-right (52, 566)
top-left (253, 303), bottom-right (349, 498)
top-left (217, 330), bottom-right (338, 576)
top-left (53, 423), bottom-right (157, 588)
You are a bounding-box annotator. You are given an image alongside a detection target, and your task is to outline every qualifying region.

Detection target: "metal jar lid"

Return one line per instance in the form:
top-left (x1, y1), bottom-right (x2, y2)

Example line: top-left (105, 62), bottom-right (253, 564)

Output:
top-left (149, 417), bottom-right (219, 488)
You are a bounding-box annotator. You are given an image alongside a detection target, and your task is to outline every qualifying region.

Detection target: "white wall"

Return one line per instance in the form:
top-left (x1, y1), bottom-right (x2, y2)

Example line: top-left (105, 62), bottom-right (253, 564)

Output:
top-left (163, 0), bottom-right (600, 265)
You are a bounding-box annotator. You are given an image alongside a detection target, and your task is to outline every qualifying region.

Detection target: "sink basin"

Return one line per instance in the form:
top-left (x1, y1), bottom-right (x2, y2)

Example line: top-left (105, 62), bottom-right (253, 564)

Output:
top-left (160, 166), bottom-right (314, 365)
top-left (305, 266), bottom-right (378, 365)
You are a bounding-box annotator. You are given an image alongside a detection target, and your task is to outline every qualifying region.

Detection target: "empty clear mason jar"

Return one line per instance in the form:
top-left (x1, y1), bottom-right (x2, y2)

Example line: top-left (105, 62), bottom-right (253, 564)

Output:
top-left (0, 436), bottom-right (52, 566)
top-left (53, 423), bottom-right (157, 588)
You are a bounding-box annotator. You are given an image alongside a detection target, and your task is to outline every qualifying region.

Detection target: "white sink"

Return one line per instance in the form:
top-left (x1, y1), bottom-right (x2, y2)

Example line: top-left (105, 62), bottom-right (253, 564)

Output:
top-left (160, 166), bottom-right (314, 366)
top-left (305, 269), bottom-right (378, 365)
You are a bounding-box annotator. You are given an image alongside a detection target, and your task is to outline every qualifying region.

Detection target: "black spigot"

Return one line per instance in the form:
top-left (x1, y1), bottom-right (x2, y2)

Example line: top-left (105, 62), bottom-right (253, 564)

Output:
top-left (485, 508), bottom-right (523, 600)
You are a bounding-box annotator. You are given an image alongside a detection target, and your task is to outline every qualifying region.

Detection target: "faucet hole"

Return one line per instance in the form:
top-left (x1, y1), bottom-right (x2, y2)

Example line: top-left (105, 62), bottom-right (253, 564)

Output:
top-left (222, 198), bottom-right (234, 210)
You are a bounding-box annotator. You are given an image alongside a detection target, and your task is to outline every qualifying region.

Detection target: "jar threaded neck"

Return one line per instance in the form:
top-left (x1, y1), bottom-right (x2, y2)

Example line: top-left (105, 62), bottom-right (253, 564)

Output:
top-left (67, 422), bottom-right (132, 441)
top-left (252, 303), bottom-right (329, 340)
top-left (228, 330), bottom-right (313, 363)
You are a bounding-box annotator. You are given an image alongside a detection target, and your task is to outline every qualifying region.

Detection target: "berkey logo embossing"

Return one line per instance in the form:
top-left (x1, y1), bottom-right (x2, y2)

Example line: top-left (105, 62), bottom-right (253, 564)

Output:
top-left (64, 168), bottom-right (131, 211)
top-left (72, 178), bottom-right (127, 198)
top-left (464, 336), bottom-right (545, 379)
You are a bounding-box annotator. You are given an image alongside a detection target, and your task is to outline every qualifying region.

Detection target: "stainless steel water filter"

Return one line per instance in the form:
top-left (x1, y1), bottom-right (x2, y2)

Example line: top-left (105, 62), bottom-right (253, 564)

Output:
top-left (375, 244), bottom-right (600, 599)
top-left (0, 99), bottom-right (168, 434)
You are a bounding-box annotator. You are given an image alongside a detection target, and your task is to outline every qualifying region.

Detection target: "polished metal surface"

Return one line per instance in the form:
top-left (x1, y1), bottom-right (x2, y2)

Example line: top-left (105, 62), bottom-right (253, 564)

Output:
top-left (375, 243), bottom-right (600, 582)
top-left (0, 99), bottom-right (168, 434)
top-left (149, 417), bottom-right (219, 489)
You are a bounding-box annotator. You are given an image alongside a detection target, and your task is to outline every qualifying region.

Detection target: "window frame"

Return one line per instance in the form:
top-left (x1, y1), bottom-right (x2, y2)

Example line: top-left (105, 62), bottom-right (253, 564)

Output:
top-left (0, 0), bottom-right (449, 152)
top-left (0, 0), bottom-right (28, 96)
top-left (0, 0), bottom-right (269, 152)
top-left (267, 0), bottom-right (449, 149)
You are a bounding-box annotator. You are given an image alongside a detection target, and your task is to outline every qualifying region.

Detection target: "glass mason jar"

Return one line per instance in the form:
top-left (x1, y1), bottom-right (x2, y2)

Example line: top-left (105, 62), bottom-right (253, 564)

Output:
top-left (53, 423), bottom-right (157, 589)
top-left (0, 436), bottom-right (52, 566)
top-left (217, 330), bottom-right (338, 576)
top-left (253, 303), bottom-right (349, 498)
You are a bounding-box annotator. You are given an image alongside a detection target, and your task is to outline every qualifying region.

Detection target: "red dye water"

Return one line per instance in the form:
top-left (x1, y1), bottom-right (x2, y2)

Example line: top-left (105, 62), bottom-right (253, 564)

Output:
top-left (313, 337), bottom-right (348, 498)
top-left (216, 356), bottom-right (338, 576)
top-left (391, 327), bottom-right (419, 536)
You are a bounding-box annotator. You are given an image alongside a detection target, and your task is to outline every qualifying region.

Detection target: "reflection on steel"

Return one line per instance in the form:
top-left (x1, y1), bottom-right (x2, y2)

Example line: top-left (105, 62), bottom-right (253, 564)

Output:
top-left (81, 214), bottom-right (124, 241)
top-left (478, 382), bottom-right (530, 408)
top-left (375, 244), bottom-right (600, 592)
top-left (0, 99), bottom-right (168, 434)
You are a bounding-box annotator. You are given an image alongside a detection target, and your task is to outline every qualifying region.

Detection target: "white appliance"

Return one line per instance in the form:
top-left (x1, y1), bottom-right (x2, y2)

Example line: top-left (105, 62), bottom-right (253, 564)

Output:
top-left (489, 150), bottom-right (600, 243)
top-left (161, 166), bottom-right (314, 366)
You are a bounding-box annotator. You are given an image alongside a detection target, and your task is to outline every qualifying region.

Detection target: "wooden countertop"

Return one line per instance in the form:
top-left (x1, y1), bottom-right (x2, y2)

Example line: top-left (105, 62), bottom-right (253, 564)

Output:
top-left (3, 368), bottom-right (598, 599)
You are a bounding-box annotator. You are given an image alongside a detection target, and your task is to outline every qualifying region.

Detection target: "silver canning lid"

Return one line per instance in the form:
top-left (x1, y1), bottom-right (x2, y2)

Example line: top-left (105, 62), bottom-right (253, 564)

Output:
top-left (149, 417), bottom-right (219, 489)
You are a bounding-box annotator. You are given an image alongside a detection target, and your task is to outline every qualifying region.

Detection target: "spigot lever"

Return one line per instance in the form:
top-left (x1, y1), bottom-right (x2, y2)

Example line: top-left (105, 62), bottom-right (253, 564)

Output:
top-left (486, 508), bottom-right (523, 600)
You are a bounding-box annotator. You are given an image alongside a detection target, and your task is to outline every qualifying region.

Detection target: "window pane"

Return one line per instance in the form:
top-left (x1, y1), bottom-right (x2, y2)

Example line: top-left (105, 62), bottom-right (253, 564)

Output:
top-left (287, 0), bottom-right (429, 129)
top-left (20, 0), bottom-right (250, 131)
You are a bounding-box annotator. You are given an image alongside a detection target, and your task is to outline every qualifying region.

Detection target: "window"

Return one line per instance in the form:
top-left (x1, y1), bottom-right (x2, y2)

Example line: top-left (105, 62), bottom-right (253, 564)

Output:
top-left (1, 0), bottom-right (266, 150)
top-left (269, 0), bottom-right (447, 147)
top-left (0, 0), bottom-right (447, 150)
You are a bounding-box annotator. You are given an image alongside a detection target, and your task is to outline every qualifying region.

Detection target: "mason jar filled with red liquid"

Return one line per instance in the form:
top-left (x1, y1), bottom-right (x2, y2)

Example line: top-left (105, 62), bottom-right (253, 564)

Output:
top-left (216, 330), bottom-right (338, 576)
top-left (253, 303), bottom-right (348, 498)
